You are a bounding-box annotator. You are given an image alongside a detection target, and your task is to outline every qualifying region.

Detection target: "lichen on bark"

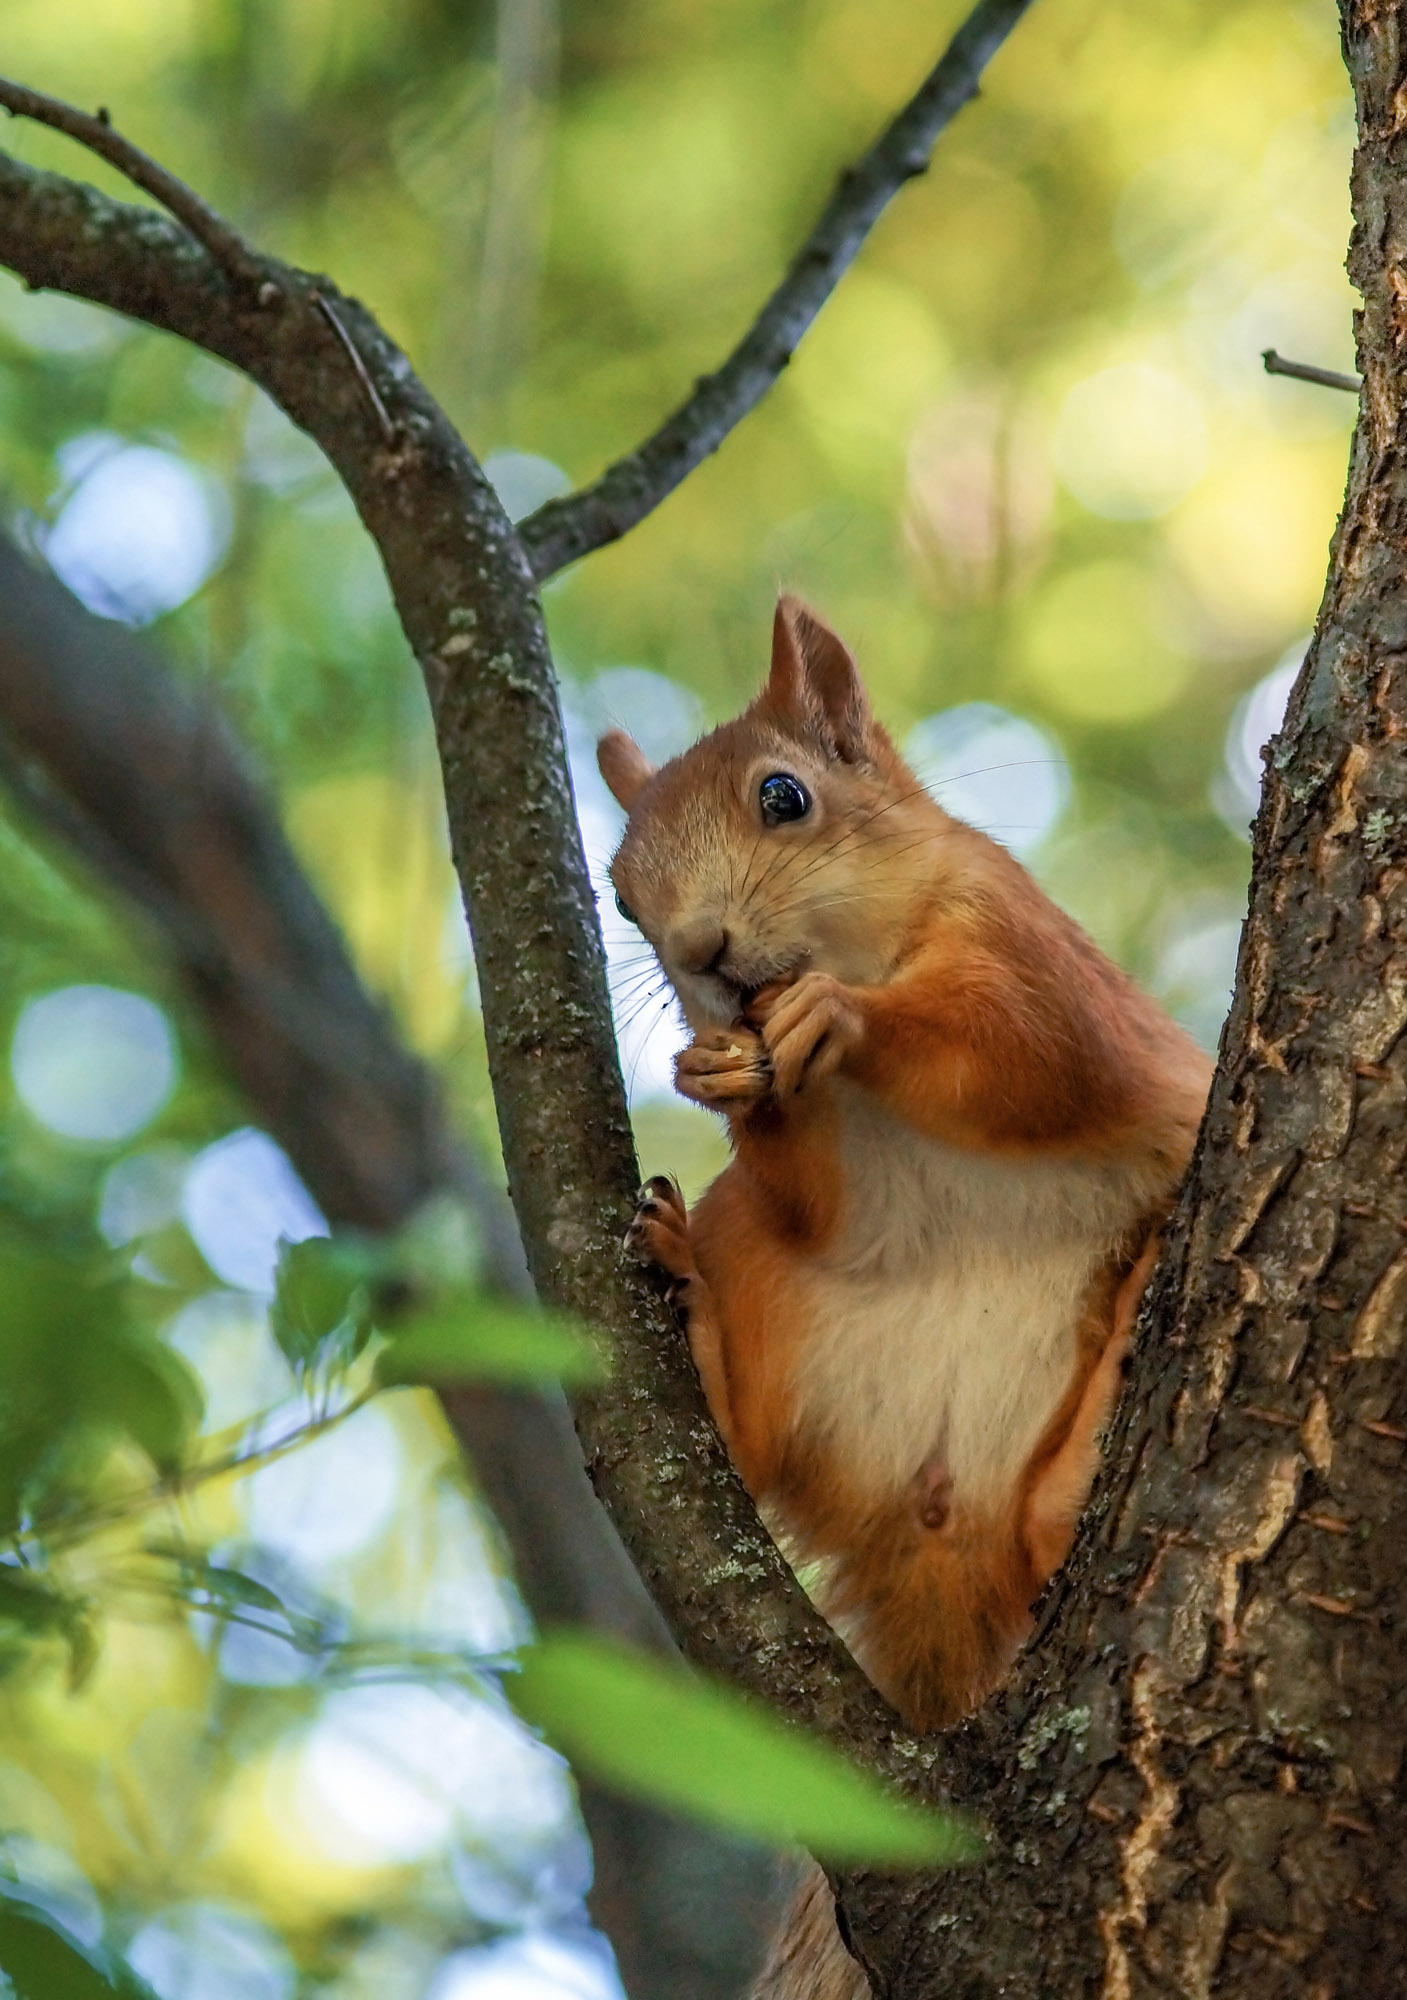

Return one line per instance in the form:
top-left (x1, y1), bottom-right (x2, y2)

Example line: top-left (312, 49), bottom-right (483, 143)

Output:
top-left (832, 6), bottom-right (1407, 1994)
top-left (5, 6), bottom-right (1407, 1989)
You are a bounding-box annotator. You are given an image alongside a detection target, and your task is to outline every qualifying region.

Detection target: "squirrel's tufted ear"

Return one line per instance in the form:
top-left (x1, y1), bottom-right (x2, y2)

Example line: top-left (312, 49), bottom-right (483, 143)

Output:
top-left (767, 595), bottom-right (873, 761)
top-left (597, 729), bottom-right (655, 811)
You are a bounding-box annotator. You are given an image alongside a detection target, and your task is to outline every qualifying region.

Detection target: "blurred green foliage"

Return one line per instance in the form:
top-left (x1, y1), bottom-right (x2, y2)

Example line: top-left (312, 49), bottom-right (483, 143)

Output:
top-left (0, 1174), bottom-right (964, 1992)
top-left (0, 0), bottom-right (1357, 1990)
top-left (513, 1631), bottom-right (977, 1866)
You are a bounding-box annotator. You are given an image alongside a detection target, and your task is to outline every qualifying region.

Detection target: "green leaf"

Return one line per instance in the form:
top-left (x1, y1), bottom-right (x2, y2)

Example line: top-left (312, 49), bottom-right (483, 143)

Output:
top-left (510, 1630), bottom-right (978, 1866)
top-left (0, 1570), bottom-right (74, 1634)
top-left (87, 1331), bottom-right (204, 1476)
top-left (376, 1298), bottom-right (608, 1389)
top-left (271, 1236), bottom-right (375, 1373)
top-left (0, 1899), bottom-right (151, 1998)
top-left (145, 1543), bottom-right (334, 1656)
top-left (0, 1232), bottom-right (202, 1520)
top-left (0, 1569), bottom-right (96, 1688)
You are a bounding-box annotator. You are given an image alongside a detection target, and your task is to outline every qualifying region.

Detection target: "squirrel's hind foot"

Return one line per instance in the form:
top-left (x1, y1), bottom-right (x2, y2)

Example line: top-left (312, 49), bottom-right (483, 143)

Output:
top-left (625, 1178), bottom-right (736, 1446)
top-left (625, 1175), bottom-right (696, 1286)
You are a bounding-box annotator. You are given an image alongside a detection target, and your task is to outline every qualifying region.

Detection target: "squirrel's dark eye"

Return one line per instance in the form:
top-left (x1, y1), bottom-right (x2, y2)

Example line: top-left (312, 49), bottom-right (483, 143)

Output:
top-left (614, 889), bottom-right (639, 927)
top-left (759, 772), bottom-right (811, 826)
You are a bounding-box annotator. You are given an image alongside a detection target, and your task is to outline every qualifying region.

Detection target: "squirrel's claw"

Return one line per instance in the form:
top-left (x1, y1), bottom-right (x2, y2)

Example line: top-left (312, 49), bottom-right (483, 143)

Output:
top-left (624, 1175), bottom-right (695, 1286)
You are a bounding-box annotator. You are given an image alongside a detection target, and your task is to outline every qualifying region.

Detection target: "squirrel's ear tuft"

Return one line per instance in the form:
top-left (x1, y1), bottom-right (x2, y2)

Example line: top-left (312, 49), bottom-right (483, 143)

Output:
top-left (597, 729), bottom-right (655, 810)
top-left (768, 594), bottom-right (873, 761)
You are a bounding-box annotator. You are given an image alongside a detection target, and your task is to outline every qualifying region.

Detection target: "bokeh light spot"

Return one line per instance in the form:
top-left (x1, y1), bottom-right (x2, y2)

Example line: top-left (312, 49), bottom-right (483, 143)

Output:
top-left (428, 1933), bottom-right (623, 2000)
top-left (0, 274), bottom-right (123, 356)
top-left (1113, 150), bottom-right (1242, 292)
top-left (1216, 643), bottom-right (1305, 830)
top-left (561, 677), bottom-right (697, 1106)
top-left (1165, 448), bottom-right (1332, 651)
top-left (128, 1903), bottom-right (295, 2000)
top-left (1017, 562), bottom-right (1194, 722)
top-left (45, 440), bottom-right (230, 624)
top-left (1154, 897), bottom-right (1246, 1051)
top-left (906, 704), bottom-right (1069, 857)
top-left (484, 452), bottom-right (571, 523)
top-left (790, 270), bottom-right (950, 465)
top-left (98, 1146), bottom-right (189, 1246)
top-left (165, 1291), bottom-right (297, 1435)
top-left (294, 1684), bottom-right (571, 1869)
top-left (11, 986), bottom-right (177, 1145)
top-left (582, 668), bottom-right (702, 768)
top-left (243, 1400), bottom-right (403, 1568)
top-left (1052, 364), bottom-right (1206, 520)
top-left (182, 1129), bottom-right (327, 1296)
top-left (1262, 103), bottom-right (1355, 254)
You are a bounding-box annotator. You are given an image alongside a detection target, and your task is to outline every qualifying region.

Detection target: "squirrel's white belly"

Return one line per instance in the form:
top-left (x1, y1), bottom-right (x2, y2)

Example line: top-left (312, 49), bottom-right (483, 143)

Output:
top-left (788, 1086), bottom-right (1144, 1512)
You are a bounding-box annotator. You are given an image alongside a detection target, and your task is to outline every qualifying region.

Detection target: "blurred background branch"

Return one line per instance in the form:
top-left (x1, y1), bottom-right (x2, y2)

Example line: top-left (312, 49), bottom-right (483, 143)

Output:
top-left (0, 533), bottom-right (778, 2000)
top-left (0, 538), bottom-right (509, 1260)
top-left (461, 0), bottom-right (560, 436)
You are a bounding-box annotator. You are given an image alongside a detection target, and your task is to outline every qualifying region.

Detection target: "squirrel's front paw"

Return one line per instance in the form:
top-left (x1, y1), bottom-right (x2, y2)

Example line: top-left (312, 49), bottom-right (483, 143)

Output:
top-left (753, 972), bottom-right (863, 1097)
top-left (674, 1027), bottom-right (771, 1107)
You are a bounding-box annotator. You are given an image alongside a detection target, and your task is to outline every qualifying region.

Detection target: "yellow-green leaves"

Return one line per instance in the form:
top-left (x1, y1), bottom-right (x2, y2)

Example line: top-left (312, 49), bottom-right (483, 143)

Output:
top-left (0, 1900), bottom-right (153, 1998)
top-left (512, 1630), bottom-right (978, 1867)
top-left (0, 1232), bottom-right (202, 1533)
top-left (270, 1235), bottom-right (375, 1375)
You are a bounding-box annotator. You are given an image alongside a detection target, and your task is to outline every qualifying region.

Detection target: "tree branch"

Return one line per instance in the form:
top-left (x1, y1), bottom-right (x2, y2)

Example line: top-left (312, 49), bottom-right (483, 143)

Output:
top-left (0, 135), bottom-right (918, 1775)
top-left (0, 537), bottom-right (515, 1268)
top-left (0, 536), bottom-right (780, 2000)
top-left (1262, 345), bottom-right (1361, 393)
top-left (516, 0), bottom-right (1036, 580)
top-left (0, 75), bottom-right (263, 286)
top-left (829, 5), bottom-right (1407, 1988)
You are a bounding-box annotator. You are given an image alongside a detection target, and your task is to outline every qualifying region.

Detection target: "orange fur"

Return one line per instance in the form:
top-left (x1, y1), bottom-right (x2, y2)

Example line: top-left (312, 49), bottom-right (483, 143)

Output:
top-left (607, 597), bottom-right (1209, 1983)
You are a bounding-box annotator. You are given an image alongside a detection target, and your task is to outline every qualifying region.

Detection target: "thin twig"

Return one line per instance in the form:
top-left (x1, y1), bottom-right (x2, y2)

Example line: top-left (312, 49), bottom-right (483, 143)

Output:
top-left (1263, 347), bottom-right (1361, 394)
top-left (312, 289), bottom-right (397, 442)
top-left (0, 74), bottom-right (261, 286)
top-left (25, 1390), bottom-right (378, 1556)
top-left (518, 0), bottom-right (1036, 579)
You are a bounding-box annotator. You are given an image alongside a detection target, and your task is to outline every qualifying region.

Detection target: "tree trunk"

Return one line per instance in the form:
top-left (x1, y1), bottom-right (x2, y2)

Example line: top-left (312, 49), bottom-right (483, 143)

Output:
top-left (4, 5), bottom-right (1405, 1990)
top-left (830, 5), bottom-right (1407, 1992)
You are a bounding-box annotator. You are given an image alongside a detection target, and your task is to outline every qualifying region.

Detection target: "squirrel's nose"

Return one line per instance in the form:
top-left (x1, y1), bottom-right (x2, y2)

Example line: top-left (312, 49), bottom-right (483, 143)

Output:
top-left (675, 922), bottom-right (730, 976)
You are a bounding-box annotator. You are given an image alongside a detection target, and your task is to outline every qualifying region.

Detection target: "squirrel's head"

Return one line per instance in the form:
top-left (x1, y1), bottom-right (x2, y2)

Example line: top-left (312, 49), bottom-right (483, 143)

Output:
top-left (599, 596), bottom-right (962, 1031)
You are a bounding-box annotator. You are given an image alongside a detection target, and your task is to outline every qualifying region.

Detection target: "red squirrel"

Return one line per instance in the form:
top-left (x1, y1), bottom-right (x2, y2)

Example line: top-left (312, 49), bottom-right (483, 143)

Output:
top-left (599, 595), bottom-right (1209, 1745)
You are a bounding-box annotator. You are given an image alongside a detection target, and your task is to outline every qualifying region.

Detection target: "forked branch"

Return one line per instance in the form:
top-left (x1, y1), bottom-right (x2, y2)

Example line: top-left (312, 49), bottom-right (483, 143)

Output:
top-left (0, 538), bottom-right (782, 1998)
top-left (0, 91), bottom-right (920, 1778)
top-left (0, 74), bottom-right (262, 284)
top-left (518, 0), bottom-right (1037, 579)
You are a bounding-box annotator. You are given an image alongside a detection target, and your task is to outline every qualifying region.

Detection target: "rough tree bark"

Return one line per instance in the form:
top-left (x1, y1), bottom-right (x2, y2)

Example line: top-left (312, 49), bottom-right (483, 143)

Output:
top-left (0, 536), bottom-right (779, 2000)
top-left (0, 0), bottom-right (1036, 1768)
top-left (1, 2), bottom-right (1400, 1994)
top-left (827, 5), bottom-right (1407, 1992)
